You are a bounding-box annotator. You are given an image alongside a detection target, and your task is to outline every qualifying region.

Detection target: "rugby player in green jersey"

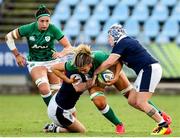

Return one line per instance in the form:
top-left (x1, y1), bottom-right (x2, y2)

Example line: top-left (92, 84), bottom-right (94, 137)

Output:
top-left (5, 5), bottom-right (73, 106)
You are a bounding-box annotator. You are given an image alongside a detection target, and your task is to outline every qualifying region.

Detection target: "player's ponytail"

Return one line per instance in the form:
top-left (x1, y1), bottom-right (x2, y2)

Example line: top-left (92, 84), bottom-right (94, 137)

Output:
top-left (74, 44), bottom-right (93, 67)
top-left (35, 4), bottom-right (51, 20)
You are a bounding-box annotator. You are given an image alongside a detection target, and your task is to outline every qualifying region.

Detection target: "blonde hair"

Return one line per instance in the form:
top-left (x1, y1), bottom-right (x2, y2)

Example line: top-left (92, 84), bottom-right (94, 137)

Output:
top-left (74, 44), bottom-right (93, 67)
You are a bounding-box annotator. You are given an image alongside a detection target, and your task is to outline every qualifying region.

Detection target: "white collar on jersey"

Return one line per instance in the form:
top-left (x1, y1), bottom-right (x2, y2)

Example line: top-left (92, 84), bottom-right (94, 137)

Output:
top-left (116, 35), bottom-right (127, 44)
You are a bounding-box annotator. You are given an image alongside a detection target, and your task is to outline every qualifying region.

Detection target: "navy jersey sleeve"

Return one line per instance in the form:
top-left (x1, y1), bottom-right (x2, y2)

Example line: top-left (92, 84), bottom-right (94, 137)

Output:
top-left (111, 41), bottom-right (127, 56)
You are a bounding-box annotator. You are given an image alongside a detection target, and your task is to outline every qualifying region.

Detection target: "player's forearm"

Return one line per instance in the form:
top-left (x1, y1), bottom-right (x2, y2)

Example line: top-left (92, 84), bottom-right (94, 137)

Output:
top-left (52, 69), bottom-right (70, 83)
top-left (95, 55), bottom-right (119, 75)
top-left (114, 62), bottom-right (122, 80)
top-left (74, 80), bottom-right (92, 92)
top-left (5, 29), bottom-right (21, 57)
top-left (95, 61), bottom-right (113, 75)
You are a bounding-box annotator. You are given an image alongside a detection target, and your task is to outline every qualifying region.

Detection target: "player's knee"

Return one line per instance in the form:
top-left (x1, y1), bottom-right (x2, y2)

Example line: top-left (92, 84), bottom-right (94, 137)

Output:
top-left (127, 97), bottom-right (136, 107)
top-left (35, 77), bottom-right (50, 94)
top-left (135, 100), bottom-right (146, 111)
top-left (93, 97), bottom-right (106, 110)
top-left (38, 84), bottom-right (50, 94)
top-left (35, 77), bottom-right (49, 86)
top-left (128, 95), bottom-right (136, 107)
top-left (79, 126), bottom-right (86, 133)
top-left (90, 92), bottom-right (106, 110)
top-left (120, 85), bottom-right (133, 96)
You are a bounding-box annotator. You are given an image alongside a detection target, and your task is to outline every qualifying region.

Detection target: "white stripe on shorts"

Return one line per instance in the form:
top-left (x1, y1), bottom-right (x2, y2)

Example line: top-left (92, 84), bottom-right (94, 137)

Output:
top-left (133, 63), bottom-right (162, 93)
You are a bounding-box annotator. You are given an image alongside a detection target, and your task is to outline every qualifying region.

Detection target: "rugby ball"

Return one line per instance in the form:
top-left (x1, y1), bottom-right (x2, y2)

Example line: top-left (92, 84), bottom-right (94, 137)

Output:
top-left (98, 69), bottom-right (114, 83)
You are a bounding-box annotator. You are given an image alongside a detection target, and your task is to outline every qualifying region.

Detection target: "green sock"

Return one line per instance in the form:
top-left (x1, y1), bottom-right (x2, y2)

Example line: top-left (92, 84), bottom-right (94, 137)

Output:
top-left (41, 92), bottom-right (52, 106)
top-left (148, 100), bottom-right (162, 114)
top-left (101, 104), bottom-right (122, 126)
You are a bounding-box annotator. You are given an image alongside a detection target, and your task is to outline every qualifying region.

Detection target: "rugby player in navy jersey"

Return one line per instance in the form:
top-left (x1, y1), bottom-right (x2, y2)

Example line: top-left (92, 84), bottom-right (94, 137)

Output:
top-left (93, 24), bottom-right (172, 135)
top-left (44, 66), bottom-right (92, 133)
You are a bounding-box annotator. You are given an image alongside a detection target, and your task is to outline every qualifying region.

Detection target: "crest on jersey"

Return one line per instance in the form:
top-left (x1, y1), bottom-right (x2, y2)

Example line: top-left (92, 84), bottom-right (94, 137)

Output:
top-left (29, 36), bottom-right (35, 41)
top-left (45, 36), bottom-right (50, 42)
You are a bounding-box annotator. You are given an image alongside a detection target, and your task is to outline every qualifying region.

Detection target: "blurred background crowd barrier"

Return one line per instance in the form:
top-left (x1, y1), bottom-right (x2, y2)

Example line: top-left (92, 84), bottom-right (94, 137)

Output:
top-left (0, 0), bottom-right (180, 93)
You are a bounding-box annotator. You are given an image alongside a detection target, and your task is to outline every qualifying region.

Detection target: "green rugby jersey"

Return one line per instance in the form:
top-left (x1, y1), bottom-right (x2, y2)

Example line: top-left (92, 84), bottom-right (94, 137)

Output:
top-left (18, 22), bottom-right (64, 61)
top-left (65, 51), bottom-right (109, 77)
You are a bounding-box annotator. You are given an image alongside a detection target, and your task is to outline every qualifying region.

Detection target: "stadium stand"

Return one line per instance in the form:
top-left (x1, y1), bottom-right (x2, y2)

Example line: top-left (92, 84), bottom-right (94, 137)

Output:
top-left (0, 0), bottom-right (180, 79)
top-left (81, 0), bottom-right (99, 7)
top-left (0, 0), bottom-right (180, 45)
top-left (91, 3), bottom-right (109, 23)
top-left (96, 31), bottom-right (108, 44)
top-left (52, 3), bottom-right (71, 25)
top-left (0, 0), bottom-right (58, 40)
top-left (156, 34), bottom-right (170, 44)
top-left (103, 17), bottom-right (120, 32)
top-left (63, 17), bottom-right (80, 39)
top-left (176, 35), bottom-right (180, 46)
top-left (60, 0), bottom-right (79, 7)
top-left (111, 3), bottom-right (129, 22)
top-left (151, 3), bottom-right (169, 22)
top-left (84, 17), bottom-right (101, 39)
top-left (124, 18), bottom-right (140, 37)
top-left (161, 19), bottom-right (179, 39)
top-left (131, 4), bottom-right (149, 22)
top-left (140, 0), bottom-right (158, 8)
top-left (160, 0), bottom-right (177, 7)
top-left (170, 3), bottom-right (180, 21)
top-left (101, 0), bottom-right (118, 7)
top-left (144, 18), bottom-right (160, 39)
top-left (72, 3), bottom-right (90, 23)
top-left (121, 0), bottom-right (138, 7)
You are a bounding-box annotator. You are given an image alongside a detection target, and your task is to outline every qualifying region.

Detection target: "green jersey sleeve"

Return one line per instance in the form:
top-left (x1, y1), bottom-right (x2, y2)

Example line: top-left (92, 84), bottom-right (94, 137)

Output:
top-left (18, 23), bottom-right (34, 37)
top-left (50, 24), bottom-right (64, 40)
top-left (65, 61), bottom-right (78, 72)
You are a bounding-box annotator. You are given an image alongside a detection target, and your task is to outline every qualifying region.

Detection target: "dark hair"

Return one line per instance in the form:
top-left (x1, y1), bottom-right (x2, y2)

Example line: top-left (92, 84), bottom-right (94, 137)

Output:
top-left (35, 4), bottom-right (51, 19)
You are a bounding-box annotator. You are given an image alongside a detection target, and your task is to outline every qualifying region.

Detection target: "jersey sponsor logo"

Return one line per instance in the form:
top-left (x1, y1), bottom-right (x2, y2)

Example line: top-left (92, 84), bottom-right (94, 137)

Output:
top-left (32, 44), bottom-right (48, 49)
top-left (29, 36), bottom-right (35, 41)
top-left (45, 36), bottom-right (51, 42)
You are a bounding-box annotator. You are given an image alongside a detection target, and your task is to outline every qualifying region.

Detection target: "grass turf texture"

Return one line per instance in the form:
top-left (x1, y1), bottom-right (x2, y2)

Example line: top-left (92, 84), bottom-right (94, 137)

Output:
top-left (0, 93), bottom-right (179, 137)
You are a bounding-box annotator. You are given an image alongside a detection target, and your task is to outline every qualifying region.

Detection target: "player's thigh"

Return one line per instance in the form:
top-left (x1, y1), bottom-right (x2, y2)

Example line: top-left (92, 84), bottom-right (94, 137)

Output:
top-left (30, 66), bottom-right (48, 81)
top-left (48, 72), bottom-right (61, 84)
top-left (114, 70), bottom-right (131, 91)
top-left (67, 119), bottom-right (86, 133)
top-left (89, 86), bottom-right (105, 94)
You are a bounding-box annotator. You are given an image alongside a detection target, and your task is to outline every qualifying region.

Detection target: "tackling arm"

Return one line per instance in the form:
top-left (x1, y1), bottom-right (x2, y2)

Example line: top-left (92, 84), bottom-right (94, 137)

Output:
top-left (51, 63), bottom-right (79, 84)
top-left (73, 79), bottom-right (93, 92)
top-left (113, 61), bottom-right (122, 81)
top-left (94, 54), bottom-right (120, 75)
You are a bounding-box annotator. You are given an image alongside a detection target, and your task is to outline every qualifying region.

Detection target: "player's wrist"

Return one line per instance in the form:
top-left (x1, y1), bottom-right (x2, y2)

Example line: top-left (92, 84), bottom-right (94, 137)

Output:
top-left (14, 53), bottom-right (20, 57)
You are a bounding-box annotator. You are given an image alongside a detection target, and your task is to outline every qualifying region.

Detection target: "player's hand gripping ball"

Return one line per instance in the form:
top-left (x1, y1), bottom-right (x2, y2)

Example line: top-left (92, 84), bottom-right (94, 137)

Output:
top-left (98, 69), bottom-right (114, 83)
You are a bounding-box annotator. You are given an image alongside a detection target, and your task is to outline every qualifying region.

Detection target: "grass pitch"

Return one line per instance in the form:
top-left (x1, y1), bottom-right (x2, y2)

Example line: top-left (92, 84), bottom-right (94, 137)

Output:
top-left (0, 93), bottom-right (179, 137)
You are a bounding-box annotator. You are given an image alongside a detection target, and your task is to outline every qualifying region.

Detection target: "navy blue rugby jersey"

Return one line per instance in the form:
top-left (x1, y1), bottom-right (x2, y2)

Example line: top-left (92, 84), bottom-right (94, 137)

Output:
top-left (112, 36), bottom-right (157, 74)
top-left (55, 70), bottom-right (86, 110)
